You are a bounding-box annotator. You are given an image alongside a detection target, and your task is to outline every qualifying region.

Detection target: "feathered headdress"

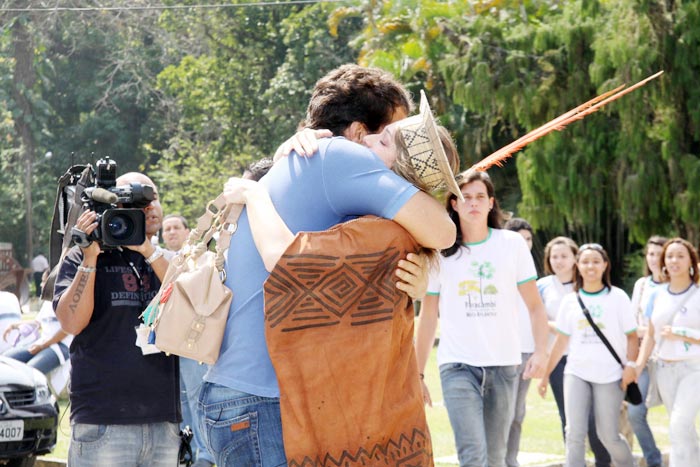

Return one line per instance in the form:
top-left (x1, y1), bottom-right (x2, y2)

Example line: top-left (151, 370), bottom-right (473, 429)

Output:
top-left (468, 71), bottom-right (664, 173)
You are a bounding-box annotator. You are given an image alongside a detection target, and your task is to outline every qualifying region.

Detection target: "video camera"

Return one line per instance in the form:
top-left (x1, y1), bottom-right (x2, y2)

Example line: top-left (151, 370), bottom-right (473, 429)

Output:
top-left (71, 157), bottom-right (155, 248)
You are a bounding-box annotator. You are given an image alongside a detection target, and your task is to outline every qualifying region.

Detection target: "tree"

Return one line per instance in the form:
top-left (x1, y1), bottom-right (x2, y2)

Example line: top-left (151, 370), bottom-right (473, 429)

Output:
top-left (346, 0), bottom-right (700, 285)
top-left (0, 0), bottom-right (179, 263)
top-left (153, 2), bottom-right (360, 222)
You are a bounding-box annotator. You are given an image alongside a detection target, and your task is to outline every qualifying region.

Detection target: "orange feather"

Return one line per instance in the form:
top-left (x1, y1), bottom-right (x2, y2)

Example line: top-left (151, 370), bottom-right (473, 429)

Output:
top-left (470, 71), bottom-right (664, 172)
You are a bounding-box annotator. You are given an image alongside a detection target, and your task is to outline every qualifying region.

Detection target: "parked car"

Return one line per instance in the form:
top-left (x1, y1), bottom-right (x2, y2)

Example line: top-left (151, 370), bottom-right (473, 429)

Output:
top-left (0, 356), bottom-right (58, 467)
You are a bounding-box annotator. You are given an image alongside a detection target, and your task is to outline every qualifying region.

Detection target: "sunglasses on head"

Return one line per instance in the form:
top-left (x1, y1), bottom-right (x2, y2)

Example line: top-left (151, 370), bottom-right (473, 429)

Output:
top-left (579, 243), bottom-right (605, 252)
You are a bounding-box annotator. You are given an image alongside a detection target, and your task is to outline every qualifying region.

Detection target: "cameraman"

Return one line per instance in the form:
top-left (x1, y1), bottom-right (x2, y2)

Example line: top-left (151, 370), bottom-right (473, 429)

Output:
top-left (54, 172), bottom-right (181, 467)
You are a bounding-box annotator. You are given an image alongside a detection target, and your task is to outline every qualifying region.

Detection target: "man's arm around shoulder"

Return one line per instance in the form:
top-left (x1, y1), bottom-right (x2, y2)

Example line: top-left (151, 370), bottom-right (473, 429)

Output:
top-left (393, 191), bottom-right (455, 250)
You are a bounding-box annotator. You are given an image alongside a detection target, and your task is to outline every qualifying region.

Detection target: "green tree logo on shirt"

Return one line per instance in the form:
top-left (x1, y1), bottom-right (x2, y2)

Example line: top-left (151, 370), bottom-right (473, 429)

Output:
top-left (471, 261), bottom-right (495, 304)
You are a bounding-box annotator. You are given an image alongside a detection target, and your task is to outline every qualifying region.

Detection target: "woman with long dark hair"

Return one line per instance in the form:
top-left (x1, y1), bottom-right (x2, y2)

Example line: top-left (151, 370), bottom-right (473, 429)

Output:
top-left (627, 236), bottom-right (666, 467)
top-left (538, 243), bottom-right (638, 467)
top-left (537, 237), bottom-right (612, 467)
top-left (635, 238), bottom-right (700, 466)
top-left (414, 170), bottom-right (550, 467)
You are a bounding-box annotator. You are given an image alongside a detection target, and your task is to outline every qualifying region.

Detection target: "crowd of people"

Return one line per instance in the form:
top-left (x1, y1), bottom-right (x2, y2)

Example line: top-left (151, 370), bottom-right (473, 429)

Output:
top-left (1, 63), bottom-right (698, 467)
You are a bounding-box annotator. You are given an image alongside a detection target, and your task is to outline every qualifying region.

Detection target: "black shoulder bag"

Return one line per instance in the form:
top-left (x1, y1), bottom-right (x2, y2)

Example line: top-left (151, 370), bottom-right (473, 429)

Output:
top-left (576, 293), bottom-right (643, 405)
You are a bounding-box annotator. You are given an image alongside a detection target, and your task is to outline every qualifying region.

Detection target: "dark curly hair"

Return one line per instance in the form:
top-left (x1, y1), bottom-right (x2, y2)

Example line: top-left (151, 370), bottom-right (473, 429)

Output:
top-left (305, 64), bottom-right (413, 137)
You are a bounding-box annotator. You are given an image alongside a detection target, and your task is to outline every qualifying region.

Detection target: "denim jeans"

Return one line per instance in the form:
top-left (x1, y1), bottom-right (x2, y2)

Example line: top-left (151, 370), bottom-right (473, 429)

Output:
top-left (626, 367), bottom-right (662, 467)
top-left (180, 358), bottom-right (214, 464)
top-left (3, 343), bottom-right (69, 375)
top-left (550, 356), bottom-right (611, 467)
top-left (656, 358), bottom-right (700, 467)
top-left (506, 353), bottom-right (532, 467)
top-left (198, 382), bottom-right (286, 467)
top-left (440, 362), bottom-right (518, 467)
top-left (563, 374), bottom-right (635, 467)
top-left (68, 422), bottom-right (180, 467)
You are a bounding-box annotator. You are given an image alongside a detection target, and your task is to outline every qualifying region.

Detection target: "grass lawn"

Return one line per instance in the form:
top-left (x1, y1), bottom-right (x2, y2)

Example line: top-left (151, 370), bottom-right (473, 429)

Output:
top-left (48, 345), bottom-right (679, 466)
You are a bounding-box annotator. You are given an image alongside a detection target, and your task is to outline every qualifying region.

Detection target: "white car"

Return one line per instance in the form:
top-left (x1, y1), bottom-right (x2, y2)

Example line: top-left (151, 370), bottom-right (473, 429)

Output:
top-left (0, 356), bottom-right (58, 467)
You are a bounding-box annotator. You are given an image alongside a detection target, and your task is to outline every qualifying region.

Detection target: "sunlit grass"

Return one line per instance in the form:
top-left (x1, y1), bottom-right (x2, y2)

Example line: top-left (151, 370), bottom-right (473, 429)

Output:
top-left (45, 346), bottom-right (687, 466)
top-left (424, 344), bottom-right (678, 466)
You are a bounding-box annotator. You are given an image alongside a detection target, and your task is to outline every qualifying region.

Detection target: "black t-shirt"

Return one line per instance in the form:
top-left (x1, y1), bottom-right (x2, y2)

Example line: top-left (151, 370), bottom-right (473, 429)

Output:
top-left (53, 247), bottom-right (180, 425)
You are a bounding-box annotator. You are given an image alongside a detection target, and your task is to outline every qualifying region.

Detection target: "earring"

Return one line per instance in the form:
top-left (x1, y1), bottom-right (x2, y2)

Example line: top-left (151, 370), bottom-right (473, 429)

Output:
top-left (691, 266), bottom-right (695, 276)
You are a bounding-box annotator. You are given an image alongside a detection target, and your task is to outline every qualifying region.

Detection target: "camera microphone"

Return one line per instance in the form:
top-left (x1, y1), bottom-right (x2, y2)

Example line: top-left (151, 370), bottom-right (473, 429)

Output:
top-left (90, 187), bottom-right (119, 204)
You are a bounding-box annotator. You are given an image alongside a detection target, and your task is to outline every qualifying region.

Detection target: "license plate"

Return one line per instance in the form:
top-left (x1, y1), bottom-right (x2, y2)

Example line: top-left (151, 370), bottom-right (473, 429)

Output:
top-left (0, 420), bottom-right (24, 442)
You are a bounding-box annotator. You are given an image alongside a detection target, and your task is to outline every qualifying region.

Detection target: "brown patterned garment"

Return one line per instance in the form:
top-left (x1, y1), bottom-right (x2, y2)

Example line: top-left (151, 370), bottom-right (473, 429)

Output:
top-left (264, 216), bottom-right (434, 467)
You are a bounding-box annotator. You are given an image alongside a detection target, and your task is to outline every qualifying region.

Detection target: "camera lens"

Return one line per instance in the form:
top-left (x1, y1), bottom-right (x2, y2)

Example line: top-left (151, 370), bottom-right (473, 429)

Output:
top-left (101, 208), bottom-right (146, 246)
top-left (107, 214), bottom-right (135, 241)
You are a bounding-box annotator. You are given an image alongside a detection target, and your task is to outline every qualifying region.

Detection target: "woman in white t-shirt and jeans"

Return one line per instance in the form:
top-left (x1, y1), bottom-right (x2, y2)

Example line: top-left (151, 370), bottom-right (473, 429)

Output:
top-left (634, 237), bottom-right (700, 466)
top-left (537, 237), bottom-right (612, 467)
top-left (627, 235), bottom-right (665, 467)
top-left (538, 243), bottom-right (639, 467)
top-left (415, 170), bottom-right (550, 467)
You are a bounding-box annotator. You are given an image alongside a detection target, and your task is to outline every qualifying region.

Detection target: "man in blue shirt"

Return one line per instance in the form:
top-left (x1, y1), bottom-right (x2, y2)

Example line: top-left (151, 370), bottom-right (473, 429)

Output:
top-left (199, 65), bottom-right (456, 466)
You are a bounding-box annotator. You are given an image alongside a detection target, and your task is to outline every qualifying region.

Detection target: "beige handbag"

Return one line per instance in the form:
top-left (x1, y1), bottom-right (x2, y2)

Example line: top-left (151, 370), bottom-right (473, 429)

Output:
top-left (143, 194), bottom-right (242, 364)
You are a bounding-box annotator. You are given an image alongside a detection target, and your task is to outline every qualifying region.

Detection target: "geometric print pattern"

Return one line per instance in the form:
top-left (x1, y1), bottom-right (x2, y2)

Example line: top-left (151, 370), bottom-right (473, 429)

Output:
top-left (287, 428), bottom-right (433, 467)
top-left (265, 248), bottom-right (402, 333)
top-left (400, 125), bottom-right (444, 191)
top-left (263, 217), bottom-right (433, 467)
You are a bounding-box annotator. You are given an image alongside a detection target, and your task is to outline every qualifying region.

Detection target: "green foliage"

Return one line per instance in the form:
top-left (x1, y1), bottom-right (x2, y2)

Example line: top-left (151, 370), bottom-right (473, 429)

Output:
top-left (1, 0), bottom-right (700, 285)
top-left (344, 0), bottom-right (700, 284)
top-left (153, 2), bottom-right (359, 220)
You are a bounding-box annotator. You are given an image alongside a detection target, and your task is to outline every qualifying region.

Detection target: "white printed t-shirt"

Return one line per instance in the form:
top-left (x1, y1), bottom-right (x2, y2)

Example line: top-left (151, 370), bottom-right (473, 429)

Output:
top-left (537, 275), bottom-right (574, 354)
top-left (647, 284), bottom-right (700, 361)
top-left (427, 228), bottom-right (537, 367)
top-left (556, 287), bottom-right (637, 384)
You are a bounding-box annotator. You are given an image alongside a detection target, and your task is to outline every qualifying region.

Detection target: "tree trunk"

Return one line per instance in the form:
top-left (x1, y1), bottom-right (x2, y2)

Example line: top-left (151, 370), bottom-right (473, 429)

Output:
top-left (10, 15), bottom-right (37, 264)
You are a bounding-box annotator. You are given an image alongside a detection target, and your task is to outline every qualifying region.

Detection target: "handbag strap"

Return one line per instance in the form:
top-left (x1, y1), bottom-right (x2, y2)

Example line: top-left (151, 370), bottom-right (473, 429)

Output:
top-left (142, 194), bottom-right (242, 324)
top-left (161, 194), bottom-right (243, 285)
top-left (576, 292), bottom-right (625, 368)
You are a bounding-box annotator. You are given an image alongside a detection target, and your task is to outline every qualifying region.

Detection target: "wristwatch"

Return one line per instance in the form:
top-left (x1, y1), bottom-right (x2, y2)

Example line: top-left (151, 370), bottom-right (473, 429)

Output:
top-left (625, 361), bottom-right (638, 369)
top-left (145, 247), bottom-right (164, 265)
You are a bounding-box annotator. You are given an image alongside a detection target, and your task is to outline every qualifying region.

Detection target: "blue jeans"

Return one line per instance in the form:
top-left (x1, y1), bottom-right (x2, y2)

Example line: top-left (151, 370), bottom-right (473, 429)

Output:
top-left (564, 374), bottom-right (635, 467)
top-left (550, 356), bottom-right (611, 467)
top-left (656, 358), bottom-right (700, 467)
top-left (68, 422), bottom-right (180, 467)
top-left (506, 353), bottom-right (532, 467)
top-left (626, 367), bottom-right (662, 467)
top-left (180, 358), bottom-right (214, 464)
top-left (3, 343), bottom-right (69, 375)
top-left (198, 382), bottom-right (286, 467)
top-left (440, 362), bottom-right (519, 467)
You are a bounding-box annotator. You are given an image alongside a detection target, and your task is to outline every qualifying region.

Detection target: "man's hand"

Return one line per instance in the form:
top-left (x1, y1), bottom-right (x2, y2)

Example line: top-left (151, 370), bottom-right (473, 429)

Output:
top-left (73, 210), bottom-right (101, 259)
top-left (125, 238), bottom-right (154, 256)
top-left (395, 252), bottom-right (428, 299)
top-left (273, 128), bottom-right (333, 162)
top-left (523, 350), bottom-right (548, 380)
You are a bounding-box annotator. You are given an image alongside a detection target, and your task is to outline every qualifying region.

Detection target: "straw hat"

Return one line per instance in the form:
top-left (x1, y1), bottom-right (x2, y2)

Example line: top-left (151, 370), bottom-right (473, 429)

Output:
top-left (396, 90), bottom-right (464, 201)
